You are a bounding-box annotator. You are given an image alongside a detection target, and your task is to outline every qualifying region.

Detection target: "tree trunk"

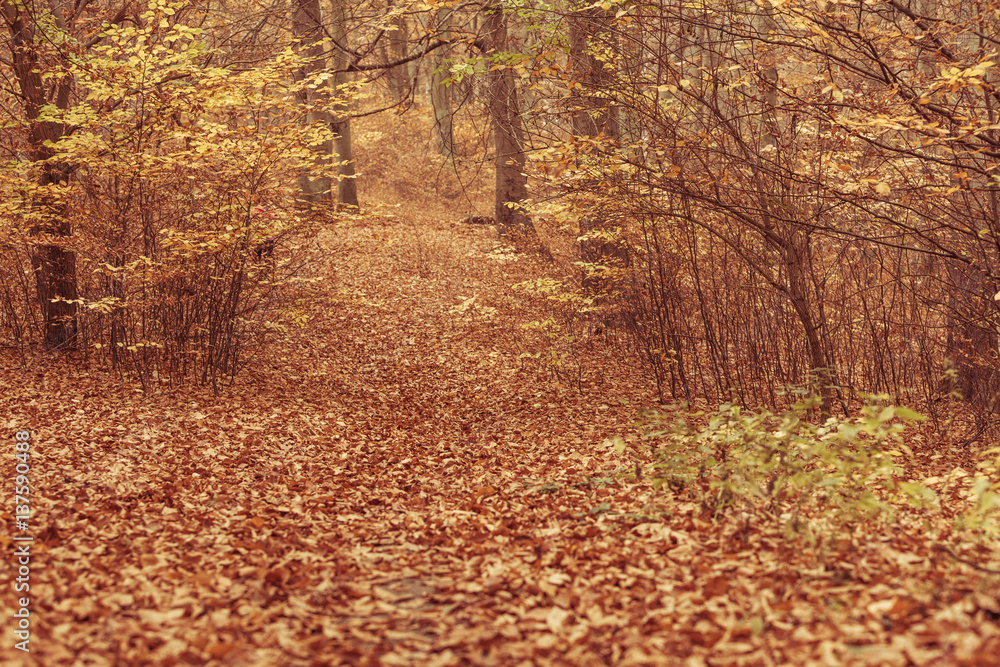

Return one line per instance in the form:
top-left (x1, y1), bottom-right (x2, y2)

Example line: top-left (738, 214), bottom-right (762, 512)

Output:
top-left (330, 0), bottom-right (359, 209)
top-left (943, 263), bottom-right (1000, 419)
top-left (428, 7), bottom-right (455, 161)
top-left (568, 7), bottom-right (625, 290)
top-left (483, 4), bottom-right (534, 242)
top-left (567, 8), bottom-right (619, 139)
top-left (4, 1), bottom-right (79, 349)
top-left (753, 2), bottom-right (837, 415)
top-left (781, 231), bottom-right (836, 417)
top-left (756, 0), bottom-right (779, 152)
top-left (386, 14), bottom-right (410, 103)
top-left (292, 0), bottom-right (333, 206)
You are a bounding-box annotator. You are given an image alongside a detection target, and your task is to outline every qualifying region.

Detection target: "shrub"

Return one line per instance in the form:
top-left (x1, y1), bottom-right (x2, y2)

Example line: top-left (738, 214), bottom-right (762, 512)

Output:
top-left (0, 7), bottom-right (344, 389)
top-left (639, 396), bottom-right (939, 540)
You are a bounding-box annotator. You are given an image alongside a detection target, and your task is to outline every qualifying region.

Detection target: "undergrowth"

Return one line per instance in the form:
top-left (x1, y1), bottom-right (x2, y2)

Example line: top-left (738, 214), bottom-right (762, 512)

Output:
top-left (629, 396), bottom-right (1000, 548)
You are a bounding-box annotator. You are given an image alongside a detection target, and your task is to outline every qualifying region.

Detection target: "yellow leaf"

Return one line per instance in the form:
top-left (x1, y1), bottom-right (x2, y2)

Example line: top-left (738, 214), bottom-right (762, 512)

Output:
top-left (875, 182), bottom-right (890, 195)
top-left (547, 607), bottom-right (570, 632)
top-left (606, 436), bottom-right (626, 455)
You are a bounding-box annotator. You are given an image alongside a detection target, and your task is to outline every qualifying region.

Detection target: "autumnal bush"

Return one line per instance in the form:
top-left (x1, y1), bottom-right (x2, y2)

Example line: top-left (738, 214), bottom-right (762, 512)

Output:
top-left (0, 7), bottom-right (343, 388)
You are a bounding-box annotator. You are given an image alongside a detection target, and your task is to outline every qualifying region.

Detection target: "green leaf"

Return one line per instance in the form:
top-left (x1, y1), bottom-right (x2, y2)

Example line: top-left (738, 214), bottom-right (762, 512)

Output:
top-left (894, 407), bottom-right (927, 422)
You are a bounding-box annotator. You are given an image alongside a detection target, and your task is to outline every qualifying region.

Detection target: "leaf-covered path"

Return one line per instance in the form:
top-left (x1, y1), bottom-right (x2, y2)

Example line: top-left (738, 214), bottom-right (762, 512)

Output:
top-left (2, 215), bottom-right (999, 666)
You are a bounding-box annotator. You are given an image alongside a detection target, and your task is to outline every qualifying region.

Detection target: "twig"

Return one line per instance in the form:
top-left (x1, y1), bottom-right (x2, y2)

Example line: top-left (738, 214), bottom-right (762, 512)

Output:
top-left (934, 543), bottom-right (1000, 574)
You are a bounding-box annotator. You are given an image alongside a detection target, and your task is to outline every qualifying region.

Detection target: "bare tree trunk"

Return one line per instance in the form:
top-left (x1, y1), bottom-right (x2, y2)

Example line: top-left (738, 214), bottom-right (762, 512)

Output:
top-left (386, 14), bottom-right (409, 102)
top-left (568, 8), bottom-right (619, 139)
top-left (330, 0), bottom-right (359, 208)
top-left (483, 4), bottom-right (534, 241)
top-left (4, 1), bottom-right (78, 349)
top-left (781, 232), bottom-right (836, 416)
top-left (292, 0), bottom-right (333, 206)
top-left (756, 1), bottom-right (779, 152)
top-left (428, 7), bottom-right (455, 160)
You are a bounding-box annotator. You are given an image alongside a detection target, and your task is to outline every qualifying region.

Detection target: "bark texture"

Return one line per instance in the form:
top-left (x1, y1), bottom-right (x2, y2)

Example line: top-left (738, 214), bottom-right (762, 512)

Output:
top-left (330, 0), bottom-right (359, 208)
top-left (483, 5), bottom-right (533, 240)
top-left (292, 0), bottom-right (334, 206)
top-left (4, 1), bottom-right (79, 349)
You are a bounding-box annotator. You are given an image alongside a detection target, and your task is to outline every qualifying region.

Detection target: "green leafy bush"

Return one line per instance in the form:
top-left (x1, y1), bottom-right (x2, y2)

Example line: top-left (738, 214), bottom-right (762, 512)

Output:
top-left (640, 396), bottom-right (937, 538)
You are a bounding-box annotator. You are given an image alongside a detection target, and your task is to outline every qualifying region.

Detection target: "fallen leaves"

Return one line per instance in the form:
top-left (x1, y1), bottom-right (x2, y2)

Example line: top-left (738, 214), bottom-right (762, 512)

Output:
top-left (1, 213), bottom-right (998, 666)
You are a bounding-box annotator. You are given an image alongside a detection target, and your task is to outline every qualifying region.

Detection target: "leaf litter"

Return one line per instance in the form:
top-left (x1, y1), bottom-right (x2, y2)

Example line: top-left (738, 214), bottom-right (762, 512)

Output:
top-left (1, 214), bottom-right (999, 666)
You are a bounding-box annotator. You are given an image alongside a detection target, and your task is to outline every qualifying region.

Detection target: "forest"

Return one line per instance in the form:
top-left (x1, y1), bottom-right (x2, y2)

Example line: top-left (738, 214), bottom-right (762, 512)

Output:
top-left (2, 0), bottom-right (1000, 664)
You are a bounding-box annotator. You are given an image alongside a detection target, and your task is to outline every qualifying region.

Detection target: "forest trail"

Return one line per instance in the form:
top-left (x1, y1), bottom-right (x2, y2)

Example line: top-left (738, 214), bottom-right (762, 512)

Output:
top-left (2, 213), bottom-right (998, 665)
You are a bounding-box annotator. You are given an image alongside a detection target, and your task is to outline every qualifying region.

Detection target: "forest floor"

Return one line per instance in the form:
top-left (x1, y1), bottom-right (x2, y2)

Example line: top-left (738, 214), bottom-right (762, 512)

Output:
top-left (3, 120), bottom-right (1000, 665)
